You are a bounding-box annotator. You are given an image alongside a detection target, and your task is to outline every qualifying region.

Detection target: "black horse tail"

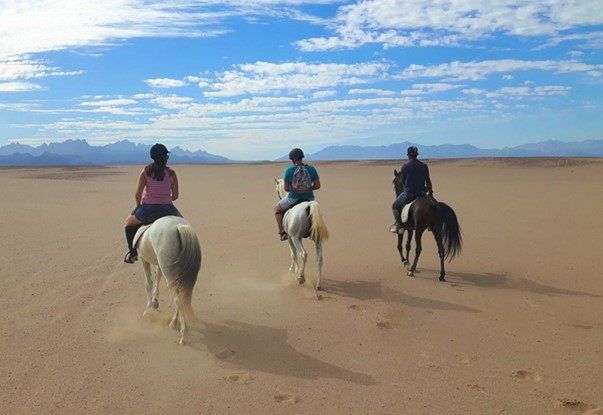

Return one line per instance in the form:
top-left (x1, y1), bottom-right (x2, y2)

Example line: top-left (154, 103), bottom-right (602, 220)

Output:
top-left (434, 202), bottom-right (462, 261)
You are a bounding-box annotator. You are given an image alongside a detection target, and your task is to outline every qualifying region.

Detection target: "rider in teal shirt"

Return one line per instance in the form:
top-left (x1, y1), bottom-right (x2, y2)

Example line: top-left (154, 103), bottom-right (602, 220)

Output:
top-left (274, 148), bottom-right (321, 241)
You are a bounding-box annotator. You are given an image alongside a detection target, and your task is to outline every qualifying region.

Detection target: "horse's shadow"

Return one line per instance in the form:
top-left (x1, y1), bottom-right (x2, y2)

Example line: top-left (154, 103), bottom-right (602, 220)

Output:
top-left (189, 320), bottom-right (376, 385)
top-left (327, 279), bottom-right (480, 313)
top-left (426, 269), bottom-right (603, 298)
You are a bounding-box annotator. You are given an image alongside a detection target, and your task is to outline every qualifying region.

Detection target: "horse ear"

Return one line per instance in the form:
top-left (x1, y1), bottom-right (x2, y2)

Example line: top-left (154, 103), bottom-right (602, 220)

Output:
top-left (394, 169), bottom-right (398, 175)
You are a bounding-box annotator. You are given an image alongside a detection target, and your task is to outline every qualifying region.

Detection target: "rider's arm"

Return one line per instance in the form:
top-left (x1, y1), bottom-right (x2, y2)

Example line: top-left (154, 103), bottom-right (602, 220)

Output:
top-left (134, 170), bottom-right (146, 206)
top-left (284, 180), bottom-right (290, 192)
top-left (425, 168), bottom-right (433, 194)
top-left (312, 178), bottom-right (321, 190)
top-left (171, 170), bottom-right (179, 201)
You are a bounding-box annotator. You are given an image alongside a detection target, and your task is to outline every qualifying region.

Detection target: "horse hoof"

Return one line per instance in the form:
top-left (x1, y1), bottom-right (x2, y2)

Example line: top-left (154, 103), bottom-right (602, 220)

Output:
top-left (407, 271), bottom-right (414, 277)
top-left (439, 276), bottom-right (446, 282)
top-left (316, 286), bottom-right (322, 291)
top-left (152, 299), bottom-right (159, 309)
top-left (403, 261), bottom-right (410, 270)
top-left (298, 277), bottom-right (306, 285)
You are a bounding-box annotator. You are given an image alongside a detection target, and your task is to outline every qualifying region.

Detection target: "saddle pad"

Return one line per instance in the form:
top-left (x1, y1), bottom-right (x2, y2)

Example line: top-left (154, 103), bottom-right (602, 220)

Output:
top-left (133, 224), bottom-right (152, 247)
top-left (401, 199), bottom-right (416, 223)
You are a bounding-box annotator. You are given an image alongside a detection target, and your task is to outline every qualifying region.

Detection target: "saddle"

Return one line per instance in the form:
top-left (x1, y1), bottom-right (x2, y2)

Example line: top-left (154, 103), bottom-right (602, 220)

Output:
top-left (389, 199), bottom-right (417, 233)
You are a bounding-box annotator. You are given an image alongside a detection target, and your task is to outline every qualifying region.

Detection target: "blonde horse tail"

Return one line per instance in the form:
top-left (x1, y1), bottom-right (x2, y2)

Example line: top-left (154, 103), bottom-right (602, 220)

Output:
top-left (173, 224), bottom-right (202, 331)
top-left (308, 201), bottom-right (329, 243)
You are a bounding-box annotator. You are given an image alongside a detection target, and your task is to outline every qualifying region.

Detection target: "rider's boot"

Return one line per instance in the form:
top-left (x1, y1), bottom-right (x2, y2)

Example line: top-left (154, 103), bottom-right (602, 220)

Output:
top-left (124, 225), bottom-right (141, 263)
top-left (275, 211), bottom-right (288, 241)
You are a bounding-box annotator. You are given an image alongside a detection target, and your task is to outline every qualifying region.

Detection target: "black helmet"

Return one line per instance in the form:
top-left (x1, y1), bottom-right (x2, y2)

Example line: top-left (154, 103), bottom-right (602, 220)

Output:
top-left (150, 143), bottom-right (169, 162)
top-left (407, 146), bottom-right (419, 156)
top-left (288, 148), bottom-right (304, 161)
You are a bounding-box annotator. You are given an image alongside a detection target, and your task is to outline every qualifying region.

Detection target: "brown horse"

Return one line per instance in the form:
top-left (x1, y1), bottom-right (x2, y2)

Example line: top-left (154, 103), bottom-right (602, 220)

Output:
top-left (392, 169), bottom-right (462, 281)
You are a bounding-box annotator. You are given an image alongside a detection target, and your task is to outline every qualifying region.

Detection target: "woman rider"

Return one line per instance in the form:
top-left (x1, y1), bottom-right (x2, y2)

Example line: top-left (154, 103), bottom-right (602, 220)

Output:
top-left (123, 143), bottom-right (181, 263)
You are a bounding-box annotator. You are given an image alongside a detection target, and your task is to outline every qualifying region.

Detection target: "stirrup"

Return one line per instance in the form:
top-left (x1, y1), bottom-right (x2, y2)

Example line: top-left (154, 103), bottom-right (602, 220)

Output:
top-left (124, 251), bottom-right (138, 264)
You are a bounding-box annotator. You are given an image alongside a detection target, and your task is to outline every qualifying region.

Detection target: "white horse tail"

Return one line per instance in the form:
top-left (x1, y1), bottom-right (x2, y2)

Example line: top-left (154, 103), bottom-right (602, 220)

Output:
top-left (172, 224), bottom-right (202, 329)
top-left (308, 201), bottom-right (329, 243)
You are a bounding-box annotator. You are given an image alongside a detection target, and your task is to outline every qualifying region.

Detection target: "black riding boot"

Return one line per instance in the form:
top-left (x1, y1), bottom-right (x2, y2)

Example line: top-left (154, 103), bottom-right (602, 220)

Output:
top-left (124, 225), bottom-right (141, 262)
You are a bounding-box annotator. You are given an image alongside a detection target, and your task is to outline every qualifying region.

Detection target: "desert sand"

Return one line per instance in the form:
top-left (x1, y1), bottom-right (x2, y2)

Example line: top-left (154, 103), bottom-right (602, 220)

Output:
top-left (1, 158), bottom-right (602, 415)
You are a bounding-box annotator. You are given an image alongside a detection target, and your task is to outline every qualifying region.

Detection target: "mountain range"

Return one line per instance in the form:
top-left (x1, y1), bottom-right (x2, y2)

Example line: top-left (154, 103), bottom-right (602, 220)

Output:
top-left (1, 139), bottom-right (602, 166)
top-left (0, 139), bottom-right (231, 166)
top-left (296, 139), bottom-right (603, 161)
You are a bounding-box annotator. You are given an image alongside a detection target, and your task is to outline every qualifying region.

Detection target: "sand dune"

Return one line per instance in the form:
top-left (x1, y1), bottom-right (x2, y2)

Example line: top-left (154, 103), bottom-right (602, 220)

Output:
top-left (1, 159), bottom-right (602, 414)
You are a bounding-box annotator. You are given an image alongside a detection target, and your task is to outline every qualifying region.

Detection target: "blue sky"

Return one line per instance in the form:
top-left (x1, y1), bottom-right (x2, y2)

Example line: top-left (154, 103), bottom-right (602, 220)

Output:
top-left (0, 1), bottom-right (602, 160)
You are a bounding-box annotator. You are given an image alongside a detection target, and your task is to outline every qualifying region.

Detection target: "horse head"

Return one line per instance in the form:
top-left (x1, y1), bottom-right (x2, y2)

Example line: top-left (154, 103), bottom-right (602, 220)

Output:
top-left (275, 178), bottom-right (287, 199)
top-left (392, 169), bottom-right (404, 196)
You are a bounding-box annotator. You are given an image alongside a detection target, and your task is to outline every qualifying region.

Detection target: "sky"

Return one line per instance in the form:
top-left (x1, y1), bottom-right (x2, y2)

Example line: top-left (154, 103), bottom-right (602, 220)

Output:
top-left (0, 1), bottom-right (602, 161)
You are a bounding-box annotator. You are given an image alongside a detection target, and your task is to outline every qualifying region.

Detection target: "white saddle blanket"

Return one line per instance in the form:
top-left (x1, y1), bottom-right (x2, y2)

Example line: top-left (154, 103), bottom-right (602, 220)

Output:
top-left (401, 199), bottom-right (416, 223)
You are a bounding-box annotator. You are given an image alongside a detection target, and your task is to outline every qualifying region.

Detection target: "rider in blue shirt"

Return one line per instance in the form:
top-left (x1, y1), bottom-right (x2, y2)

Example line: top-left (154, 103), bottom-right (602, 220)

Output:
top-left (392, 146), bottom-right (433, 234)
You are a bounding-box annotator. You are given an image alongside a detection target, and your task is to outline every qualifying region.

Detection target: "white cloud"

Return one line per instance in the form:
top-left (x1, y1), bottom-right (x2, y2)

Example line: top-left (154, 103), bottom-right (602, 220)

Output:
top-left (295, 0), bottom-right (603, 51)
top-left (0, 58), bottom-right (82, 82)
top-left (313, 90), bottom-right (337, 99)
top-left (149, 96), bottom-right (195, 109)
top-left (0, 81), bottom-right (42, 92)
top-left (205, 61), bottom-right (390, 97)
top-left (397, 59), bottom-right (602, 81)
top-left (146, 78), bottom-right (188, 88)
top-left (465, 85), bottom-right (571, 98)
top-left (401, 83), bottom-right (463, 95)
top-left (348, 88), bottom-right (396, 96)
top-left (0, 1), bottom-right (236, 60)
top-left (80, 99), bottom-right (138, 107)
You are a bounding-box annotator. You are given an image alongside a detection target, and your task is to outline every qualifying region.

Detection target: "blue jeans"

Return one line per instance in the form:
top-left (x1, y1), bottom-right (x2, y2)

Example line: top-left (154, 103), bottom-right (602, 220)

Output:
top-left (392, 191), bottom-right (424, 224)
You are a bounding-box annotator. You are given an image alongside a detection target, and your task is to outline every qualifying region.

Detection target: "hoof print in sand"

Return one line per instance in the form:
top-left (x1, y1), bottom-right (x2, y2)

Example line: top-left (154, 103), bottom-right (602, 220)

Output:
top-left (274, 392), bottom-right (298, 405)
top-left (376, 320), bottom-right (393, 329)
top-left (466, 383), bottom-right (487, 394)
top-left (224, 373), bottom-right (255, 384)
top-left (511, 369), bottom-right (542, 382)
top-left (215, 349), bottom-right (237, 360)
top-left (556, 398), bottom-right (601, 413)
top-left (348, 304), bottom-right (366, 312)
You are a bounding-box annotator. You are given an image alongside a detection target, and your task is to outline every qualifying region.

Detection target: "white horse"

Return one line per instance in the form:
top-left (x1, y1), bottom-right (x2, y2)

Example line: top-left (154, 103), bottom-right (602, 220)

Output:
top-left (134, 216), bottom-right (202, 345)
top-left (275, 179), bottom-right (329, 290)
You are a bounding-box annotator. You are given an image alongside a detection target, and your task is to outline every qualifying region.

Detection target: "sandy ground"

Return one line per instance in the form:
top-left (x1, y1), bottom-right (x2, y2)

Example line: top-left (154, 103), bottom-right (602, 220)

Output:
top-left (1, 158), bottom-right (602, 415)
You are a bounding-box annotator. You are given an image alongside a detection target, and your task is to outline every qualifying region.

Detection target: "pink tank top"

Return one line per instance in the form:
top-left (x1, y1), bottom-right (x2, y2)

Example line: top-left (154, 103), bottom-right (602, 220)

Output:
top-left (142, 167), bottom-right (174, 204)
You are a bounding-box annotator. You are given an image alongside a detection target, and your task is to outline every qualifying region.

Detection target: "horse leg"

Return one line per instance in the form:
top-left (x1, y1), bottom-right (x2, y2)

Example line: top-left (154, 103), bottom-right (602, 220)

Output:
top-left (396, 233), bottom-right (406, 264)
top-left (142, 260), bottom-right (154, 315)
top-left (291, 236), bottom-right (307, 285)
top-left (170, 294), bottom-right (187, 345)
top-left (408, 229), bottom-right (424, 276)
top-left (287, 237), bottom-right (298, 273)
top-left (152, 266), bottom-right (162, 309)
top-left (170, 294), bottom-right (180, 330)
top-left (432, 230), bottom-right (447, 281)
top-left (404, 229), bottom-right (413, 270)
top-left (315, 240), bottom-right (323, 291)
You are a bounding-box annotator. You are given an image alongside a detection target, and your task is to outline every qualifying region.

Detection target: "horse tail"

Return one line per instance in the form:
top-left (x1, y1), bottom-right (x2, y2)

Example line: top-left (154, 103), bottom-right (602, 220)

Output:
top-left (434, 202), bottom-right (462, 261)
top-left (308, 201), bottom-right (329, 243)
top-left (172, 224), bottom-right (202, 326)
